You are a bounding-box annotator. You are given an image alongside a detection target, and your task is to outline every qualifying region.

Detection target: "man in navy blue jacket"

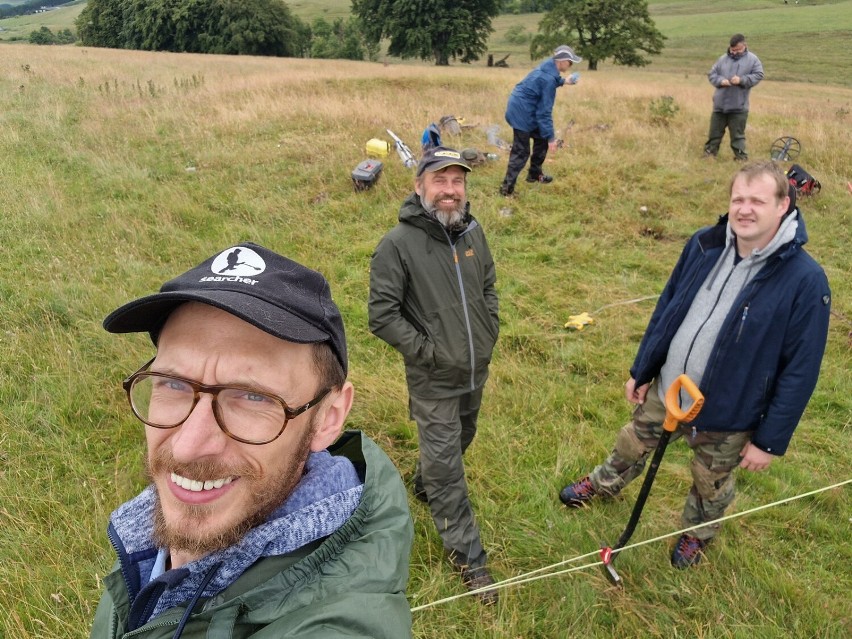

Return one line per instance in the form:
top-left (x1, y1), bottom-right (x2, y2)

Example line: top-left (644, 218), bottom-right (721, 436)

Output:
top-left (559, 162), bottom-right (831, 568)
top-left (499, 45), bottom-right (580, 196)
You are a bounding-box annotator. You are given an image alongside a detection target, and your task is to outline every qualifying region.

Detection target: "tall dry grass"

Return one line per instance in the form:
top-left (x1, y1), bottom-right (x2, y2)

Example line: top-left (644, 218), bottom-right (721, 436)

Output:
top-left (1, 42), bottom-right (850, 638)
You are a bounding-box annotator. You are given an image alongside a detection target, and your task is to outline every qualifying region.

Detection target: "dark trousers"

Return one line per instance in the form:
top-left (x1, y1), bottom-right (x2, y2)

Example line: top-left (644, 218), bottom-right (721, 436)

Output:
top-left (411, 388), bottom-right (487, 568)
top-left (501, 128), bottom-right (549, 193)
top-left (704, 110), bottom-right (749, 159)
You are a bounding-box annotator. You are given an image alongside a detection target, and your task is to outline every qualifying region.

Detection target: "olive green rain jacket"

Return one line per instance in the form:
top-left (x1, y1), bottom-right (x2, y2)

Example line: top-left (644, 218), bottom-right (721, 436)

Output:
top-left (89, 431), bottom-right (413, 639)
top-left (369, 194), bottom-right (499, 399)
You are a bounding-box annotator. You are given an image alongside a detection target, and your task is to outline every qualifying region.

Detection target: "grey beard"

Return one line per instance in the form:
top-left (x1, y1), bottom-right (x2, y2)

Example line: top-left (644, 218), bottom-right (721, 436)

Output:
top-left (424, 199), bottom-right (466, 229)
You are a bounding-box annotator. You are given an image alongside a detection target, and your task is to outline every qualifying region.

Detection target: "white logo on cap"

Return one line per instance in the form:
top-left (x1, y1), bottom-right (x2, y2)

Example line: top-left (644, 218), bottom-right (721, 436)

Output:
top-left (434, 150), bottom-right (461, 159)
top-left (210, 247), bottom-right (266, 277)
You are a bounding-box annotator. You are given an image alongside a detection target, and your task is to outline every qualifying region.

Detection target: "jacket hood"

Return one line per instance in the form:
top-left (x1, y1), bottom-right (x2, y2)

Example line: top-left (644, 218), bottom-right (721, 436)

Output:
top-left (707, 207), bottom-right (808, 258)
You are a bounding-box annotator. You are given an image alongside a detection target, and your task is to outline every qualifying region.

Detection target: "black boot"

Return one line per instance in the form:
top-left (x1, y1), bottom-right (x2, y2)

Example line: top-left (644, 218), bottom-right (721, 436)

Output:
top-left (525, 174), bottom-right (553, 184)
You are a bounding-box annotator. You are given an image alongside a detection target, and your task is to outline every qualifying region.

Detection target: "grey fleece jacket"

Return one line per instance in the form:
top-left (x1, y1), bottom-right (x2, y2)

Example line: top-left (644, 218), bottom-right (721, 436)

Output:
top-left (708, 49), bottom-right (764, 113)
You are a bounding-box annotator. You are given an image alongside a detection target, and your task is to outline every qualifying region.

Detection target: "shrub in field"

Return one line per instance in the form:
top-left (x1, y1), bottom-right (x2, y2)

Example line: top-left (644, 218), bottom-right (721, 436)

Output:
top-left (28, 26), bottom-right (76, 45)
top-left (505, 24), bottom-right (531, 45)
top-left (649, 95), bottom-right (679, 127)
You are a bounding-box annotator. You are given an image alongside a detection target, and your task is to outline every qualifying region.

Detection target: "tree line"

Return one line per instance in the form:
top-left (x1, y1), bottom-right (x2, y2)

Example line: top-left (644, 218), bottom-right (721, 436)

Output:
top-left (76, 0), bottom-right (379, 60)
top-left (73, 0), bottom-right (663, 71)
top-left (0, 0), bottom-right (71, 19)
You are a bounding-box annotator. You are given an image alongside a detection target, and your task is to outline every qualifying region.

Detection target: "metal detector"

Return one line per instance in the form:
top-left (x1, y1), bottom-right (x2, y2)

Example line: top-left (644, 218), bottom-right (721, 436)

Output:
top-left (599, 374), bottom-right (705, 586)
top-left (769, 136), bottom-right (801, 161)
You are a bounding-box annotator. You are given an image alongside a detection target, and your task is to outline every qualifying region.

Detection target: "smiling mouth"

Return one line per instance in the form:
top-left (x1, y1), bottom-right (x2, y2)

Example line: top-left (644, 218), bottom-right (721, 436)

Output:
top-left (170, 472), bottom-right (235, 492)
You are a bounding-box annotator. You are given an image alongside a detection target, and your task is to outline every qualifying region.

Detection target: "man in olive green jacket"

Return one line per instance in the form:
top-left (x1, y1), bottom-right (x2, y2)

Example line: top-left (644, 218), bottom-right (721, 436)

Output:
top-left (369, 147), bottom-right (500, 605)
top-left (91, 243), bottom-right (413, 638)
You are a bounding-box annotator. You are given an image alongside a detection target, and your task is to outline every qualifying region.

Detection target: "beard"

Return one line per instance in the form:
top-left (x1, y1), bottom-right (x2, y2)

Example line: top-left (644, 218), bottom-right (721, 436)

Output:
top-left (147, 415), bottom-right (316, 558)
top-left (423, 195), bottom-right (466, 230)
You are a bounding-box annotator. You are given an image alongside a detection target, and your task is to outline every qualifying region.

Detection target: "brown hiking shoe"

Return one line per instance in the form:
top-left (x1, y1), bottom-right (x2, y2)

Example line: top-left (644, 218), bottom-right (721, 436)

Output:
top-left (460, 565), bottom-right (499, 606)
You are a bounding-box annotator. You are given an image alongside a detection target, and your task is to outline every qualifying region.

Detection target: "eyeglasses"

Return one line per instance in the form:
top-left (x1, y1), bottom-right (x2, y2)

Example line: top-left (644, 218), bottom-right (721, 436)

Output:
top-left (122, 358), bottom-right (330, 445)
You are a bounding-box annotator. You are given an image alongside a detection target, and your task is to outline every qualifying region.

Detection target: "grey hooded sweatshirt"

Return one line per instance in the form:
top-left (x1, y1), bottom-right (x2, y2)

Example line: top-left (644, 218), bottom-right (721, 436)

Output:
top-left (659, 211), bottom-right (799, 406)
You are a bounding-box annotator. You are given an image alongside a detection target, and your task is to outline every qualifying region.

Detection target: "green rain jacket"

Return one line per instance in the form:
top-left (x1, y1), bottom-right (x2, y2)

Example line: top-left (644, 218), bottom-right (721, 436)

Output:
top-left (89, 431), bottom-right (413, 639)
top-left (369, 193), bottom-right (499, 399)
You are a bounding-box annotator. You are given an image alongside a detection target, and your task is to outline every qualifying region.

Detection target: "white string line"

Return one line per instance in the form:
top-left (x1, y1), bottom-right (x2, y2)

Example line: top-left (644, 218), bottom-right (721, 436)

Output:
top-left (496, 295), bottom-right (661, 339)
top-left (410, 477), bottom-right (851, 612)
top-left (592, 295), bottom-right (660, 314)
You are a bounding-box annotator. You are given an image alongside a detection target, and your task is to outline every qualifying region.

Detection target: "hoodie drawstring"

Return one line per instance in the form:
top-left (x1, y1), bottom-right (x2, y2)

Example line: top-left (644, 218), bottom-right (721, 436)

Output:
top-left (172, 561), bottom-right (222, 639)
top-left (705, 240), bottom-right (733, 291)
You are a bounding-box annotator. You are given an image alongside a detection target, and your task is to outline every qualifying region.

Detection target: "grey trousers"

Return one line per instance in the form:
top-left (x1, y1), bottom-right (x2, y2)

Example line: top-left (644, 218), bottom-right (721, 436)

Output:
top-left (411, 388), bottom-right (487, 568)
top-left (589, 381), bottom-right (752, 540)
top-left (704, 110), bottom-right (749, 159)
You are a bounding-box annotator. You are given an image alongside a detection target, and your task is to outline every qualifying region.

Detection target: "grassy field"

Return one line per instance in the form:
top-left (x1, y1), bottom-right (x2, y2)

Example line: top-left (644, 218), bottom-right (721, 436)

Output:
top-left (4, 1), bottom-right (852, 86)
top-left (1, 4), bottom-right (851, 639)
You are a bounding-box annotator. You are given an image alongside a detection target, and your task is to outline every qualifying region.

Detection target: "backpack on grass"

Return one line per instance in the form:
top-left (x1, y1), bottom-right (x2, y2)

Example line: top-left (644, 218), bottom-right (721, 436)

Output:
top-left (786, 164), bottom-right (821, 196)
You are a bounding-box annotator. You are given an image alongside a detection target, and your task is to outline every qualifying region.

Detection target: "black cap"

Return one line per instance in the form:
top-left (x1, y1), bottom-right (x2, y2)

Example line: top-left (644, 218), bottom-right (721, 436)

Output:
top-left (416, 146), bottom-right (472, 178)
top-left (103, 243), bottom-right (348, 375)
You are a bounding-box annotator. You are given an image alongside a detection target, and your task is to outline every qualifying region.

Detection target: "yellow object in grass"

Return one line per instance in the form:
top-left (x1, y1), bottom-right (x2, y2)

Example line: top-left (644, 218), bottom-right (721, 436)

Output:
top-left (564, 312), bottom-right (594, 331)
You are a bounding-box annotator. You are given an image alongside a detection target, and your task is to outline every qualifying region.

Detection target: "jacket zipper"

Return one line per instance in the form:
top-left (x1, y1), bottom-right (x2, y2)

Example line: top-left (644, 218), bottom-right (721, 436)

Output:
top-left (736, 303), bottom-right (750, 342)
top-left (441, 224), bottom-right (478, 391)
top-left (107, 522), bottom-right (137, 604)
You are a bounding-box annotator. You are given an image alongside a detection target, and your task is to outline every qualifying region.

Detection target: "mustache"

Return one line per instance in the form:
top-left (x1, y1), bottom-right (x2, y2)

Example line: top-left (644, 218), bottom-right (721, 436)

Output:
top-left (147, 447), bottom-right (259, 483)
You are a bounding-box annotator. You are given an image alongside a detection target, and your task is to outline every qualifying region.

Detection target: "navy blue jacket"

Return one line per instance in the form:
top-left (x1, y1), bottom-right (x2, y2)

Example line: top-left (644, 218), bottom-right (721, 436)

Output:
top-left (630, 212), bottom-right (830, 455)
top-left (504, 58), bottom-right (564, 141)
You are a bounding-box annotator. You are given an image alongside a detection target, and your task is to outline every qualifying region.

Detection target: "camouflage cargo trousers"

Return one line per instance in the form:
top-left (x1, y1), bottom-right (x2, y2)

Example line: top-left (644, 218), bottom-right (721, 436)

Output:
top-left (589, 380), bottom-right (752, 541)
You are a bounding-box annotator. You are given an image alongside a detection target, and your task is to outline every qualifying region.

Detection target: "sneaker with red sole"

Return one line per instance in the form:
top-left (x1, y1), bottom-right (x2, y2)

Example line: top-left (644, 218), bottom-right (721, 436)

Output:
top-left (559, 475), bottom-right (598, 508)
top-left (671, 533), bottom-right (709, 569)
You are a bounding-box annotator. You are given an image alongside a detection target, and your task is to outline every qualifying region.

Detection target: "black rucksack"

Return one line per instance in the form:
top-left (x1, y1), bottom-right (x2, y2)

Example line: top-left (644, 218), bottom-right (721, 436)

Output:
top-left (786, 164), bottom-right (821, 196)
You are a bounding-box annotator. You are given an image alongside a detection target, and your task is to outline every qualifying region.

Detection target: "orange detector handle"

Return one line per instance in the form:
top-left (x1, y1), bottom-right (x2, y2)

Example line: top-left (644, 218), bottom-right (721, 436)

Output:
top-left (662, 374), bottom-right (704, 432)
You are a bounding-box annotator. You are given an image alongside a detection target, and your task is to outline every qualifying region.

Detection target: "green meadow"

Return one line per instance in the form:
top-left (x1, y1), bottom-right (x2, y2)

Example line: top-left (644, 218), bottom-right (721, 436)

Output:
top-left (1, 1), bottom-right (851, 638)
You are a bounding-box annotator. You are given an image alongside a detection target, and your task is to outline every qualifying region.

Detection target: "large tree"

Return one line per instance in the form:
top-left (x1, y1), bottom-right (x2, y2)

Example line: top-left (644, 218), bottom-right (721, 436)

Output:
top-left (77, 0), bottom-right (308, 57)
top-left (76, 0), bottom-right (126, 48)
top-left (351, 0), bottom-right (501, 66)
top-left (531, 0), bottom-right (665, 71)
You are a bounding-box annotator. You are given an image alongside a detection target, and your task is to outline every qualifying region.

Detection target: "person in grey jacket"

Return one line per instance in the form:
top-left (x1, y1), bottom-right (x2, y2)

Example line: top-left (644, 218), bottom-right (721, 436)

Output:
top-left (92, 243), bottom-right (413, 638)
top-left (704, 34), bottom-right (764, 160)
top-left (560, 162), bottom-right (830, 569)
top-left (369, 147), bottom-right (500, 604)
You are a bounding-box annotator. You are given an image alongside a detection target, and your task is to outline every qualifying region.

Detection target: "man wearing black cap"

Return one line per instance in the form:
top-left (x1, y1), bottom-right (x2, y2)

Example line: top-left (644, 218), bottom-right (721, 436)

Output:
top-left (499, 44), bottom-right (581, 196)
top-left (369, 147), bottom-right (500, 604)
top-left (90, 243), bottom-right (413, 638)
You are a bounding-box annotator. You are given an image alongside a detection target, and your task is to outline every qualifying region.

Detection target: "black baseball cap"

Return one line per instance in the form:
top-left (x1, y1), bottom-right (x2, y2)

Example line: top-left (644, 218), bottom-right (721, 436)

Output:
top-left (416, 146), bottom-right (472, 178)
top-left (103, 243), bottom-right (348, 375)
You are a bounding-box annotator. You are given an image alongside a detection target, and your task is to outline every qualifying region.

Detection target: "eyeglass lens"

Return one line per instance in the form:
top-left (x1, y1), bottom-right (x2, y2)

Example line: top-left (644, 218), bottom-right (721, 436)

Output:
top-left (129, 374), bottom-right (288, 443)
